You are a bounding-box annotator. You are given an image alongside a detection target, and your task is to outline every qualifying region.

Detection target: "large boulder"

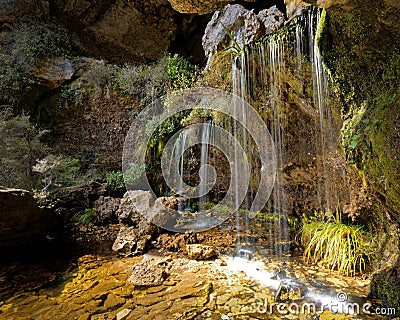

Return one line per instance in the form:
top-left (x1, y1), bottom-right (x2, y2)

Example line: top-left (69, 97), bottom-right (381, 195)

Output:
top-left (202, 4), bottom-right (260, 64)
top-left (93, 196), bottom-right (120, 224)
top-left (284, 0), bottom-right (310, 18)
top-left (112, 223), bottom-right (158, 256)
top-left (112, 190), bottom-right (179, 256)
top-left (257, 6), bottom-right (285, 34)
top-left (167, 0), bottom-right (350, 16)
top-left (202, 4), bottom-right (285, 68)
top-left (115, 190), bottom-right (178, 229)
top-left (48, 181), bottom-right (108, 210)
top-left (34, 58), bottom-right (75, 90)
top-left (0, 187), bottom-right (60, 251)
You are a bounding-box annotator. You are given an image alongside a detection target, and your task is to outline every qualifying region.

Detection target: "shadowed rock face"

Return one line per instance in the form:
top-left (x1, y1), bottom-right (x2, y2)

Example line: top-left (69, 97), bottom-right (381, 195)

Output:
top-left (49, 0), bottom-right (212, 64)
top-left (0, 187), bottom-right (60, 251)
top-left (51, 0), bottom-right (177, 64)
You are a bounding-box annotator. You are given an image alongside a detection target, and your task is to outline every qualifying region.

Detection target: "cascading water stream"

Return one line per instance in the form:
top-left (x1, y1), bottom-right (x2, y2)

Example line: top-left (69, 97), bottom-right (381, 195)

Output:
top-left (199, 120), bottom-right (214, 212)
top-left (232, 53), bottom-right (258, 256)
top-left (175, 131), bottom-right (188, 195)
top-left (310, 11), bottom-right (337, 212)
top-left (298, 8), bottom-right (338, 212)
top-left (230, 7), bottom-right (336, 258)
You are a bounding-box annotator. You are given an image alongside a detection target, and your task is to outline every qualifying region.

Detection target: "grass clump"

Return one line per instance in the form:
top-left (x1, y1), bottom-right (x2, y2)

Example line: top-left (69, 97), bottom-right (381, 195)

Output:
top-left (301, 211), bottom-right (374, 276)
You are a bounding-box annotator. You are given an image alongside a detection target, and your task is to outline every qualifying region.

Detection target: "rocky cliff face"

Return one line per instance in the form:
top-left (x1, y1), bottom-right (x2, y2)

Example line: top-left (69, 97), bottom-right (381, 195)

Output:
top-left (320, 0), bottom-right (400, 231)
top-left (1, 0), bottom-right (400, 307)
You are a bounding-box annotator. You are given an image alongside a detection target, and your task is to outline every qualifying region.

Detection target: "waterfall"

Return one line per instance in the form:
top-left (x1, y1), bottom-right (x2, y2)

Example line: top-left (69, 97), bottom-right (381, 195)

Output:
top-left (175, 131), bottom-right (188, 195)
top-left (268, 39), bottom-right (289, 256)
top-left (230, 7), bottom-right (336, 257)
top-left (199, 120), bottom-right (214, 211)
top-left (303, 8), bottom-right (337, 212)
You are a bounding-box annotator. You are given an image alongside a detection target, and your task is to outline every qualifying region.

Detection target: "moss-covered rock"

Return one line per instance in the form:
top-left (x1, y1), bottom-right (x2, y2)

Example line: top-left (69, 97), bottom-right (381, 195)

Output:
top-left (369, 253), bottom-right (400, 318)
top-left (320, 0), bottom-right (400, 309)
top-left (321, 0), bottom-right (400, 217)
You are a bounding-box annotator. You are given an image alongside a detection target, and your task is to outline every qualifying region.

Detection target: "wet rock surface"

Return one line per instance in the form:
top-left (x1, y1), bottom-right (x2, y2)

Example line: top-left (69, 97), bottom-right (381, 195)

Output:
top-left (128, 258), bottom-right (170, 286)
top-left (369, 254), bottom-right (400, 317)
top-left (0, 218), bottom-right (387, 320)
top-left (0, 246), bottom-right (382, 320)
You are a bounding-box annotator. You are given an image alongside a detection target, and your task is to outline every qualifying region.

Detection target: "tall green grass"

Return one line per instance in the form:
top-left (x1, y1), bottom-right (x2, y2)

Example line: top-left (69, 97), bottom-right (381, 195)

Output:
top-left (301, 211), bottom-right (373, 276)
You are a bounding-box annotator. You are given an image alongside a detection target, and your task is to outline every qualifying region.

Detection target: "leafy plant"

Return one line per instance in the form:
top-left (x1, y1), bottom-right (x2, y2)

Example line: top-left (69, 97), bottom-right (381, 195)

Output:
top-left (343, 131), bottom-right (362, 150)
top-left (106, 170), bottom-right (125, 196)
top-left (166, 54), bottom-right (197, 89)
top-left (145, 116), bottom-right (177, 145)
top-left (0, 53), bottom-right (33, 104)
top-left (10, 19), bottom-right (78, 62)
top-left (213, 23), bottom-right (248, 61)
top-left (180, 108), bottom-right (212, 126)
top-left (58, 83), bottom-right (85, 108)
top-left (301, 211), bottom-right (374, 275)
top-left (82, 63), bottom-right (118, 96)
top-left (116, 58), bottom-right (168, 99)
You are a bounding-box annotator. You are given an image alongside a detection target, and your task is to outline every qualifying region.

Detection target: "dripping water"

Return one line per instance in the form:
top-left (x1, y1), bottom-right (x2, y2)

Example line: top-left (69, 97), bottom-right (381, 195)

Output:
top-left (304, 8), bottom-right (337, 212)
top-left (199, 120), bottom-right (214, 212)
top-left (232, 53), bottom-right (256, 256)
top-left (176, 131), bottom-right (188, 195)
top-left (230, 7), bottom-right (336, 258)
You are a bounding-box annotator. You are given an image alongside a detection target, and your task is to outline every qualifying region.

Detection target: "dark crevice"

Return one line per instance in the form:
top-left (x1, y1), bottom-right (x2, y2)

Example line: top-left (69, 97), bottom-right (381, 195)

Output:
top-left (170, 13), bottom-right (212, 66)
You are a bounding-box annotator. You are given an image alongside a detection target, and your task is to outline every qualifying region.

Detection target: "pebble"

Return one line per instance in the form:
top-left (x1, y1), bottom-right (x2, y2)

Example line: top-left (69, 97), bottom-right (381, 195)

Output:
top-left (116, 308), bottom-right (132, 320)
